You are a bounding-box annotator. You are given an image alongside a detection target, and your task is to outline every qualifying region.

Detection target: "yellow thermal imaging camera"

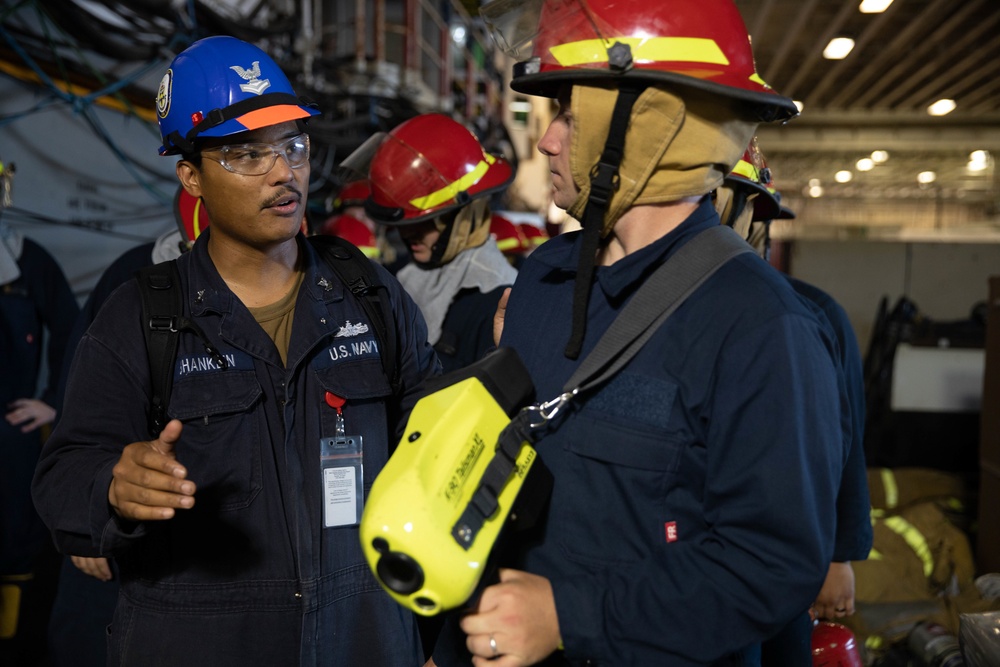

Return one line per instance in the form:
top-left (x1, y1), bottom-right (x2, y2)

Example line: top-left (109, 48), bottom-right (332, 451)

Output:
top-left (360, 347), bottom-right (549, 616)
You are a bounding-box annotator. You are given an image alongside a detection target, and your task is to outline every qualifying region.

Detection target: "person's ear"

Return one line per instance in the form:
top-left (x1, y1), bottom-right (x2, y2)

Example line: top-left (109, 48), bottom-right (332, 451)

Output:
top-left (176, 160), bottom-right (203, 199)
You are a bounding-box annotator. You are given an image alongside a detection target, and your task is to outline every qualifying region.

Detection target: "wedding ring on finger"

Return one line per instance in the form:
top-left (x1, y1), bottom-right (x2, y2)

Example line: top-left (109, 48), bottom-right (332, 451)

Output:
top-left (489, 633), bottom-right (498, 657)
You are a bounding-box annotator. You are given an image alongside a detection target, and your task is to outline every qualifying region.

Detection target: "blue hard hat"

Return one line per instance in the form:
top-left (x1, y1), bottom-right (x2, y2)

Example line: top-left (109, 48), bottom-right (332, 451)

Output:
top-left (156, 35), bottom-right (320, 156)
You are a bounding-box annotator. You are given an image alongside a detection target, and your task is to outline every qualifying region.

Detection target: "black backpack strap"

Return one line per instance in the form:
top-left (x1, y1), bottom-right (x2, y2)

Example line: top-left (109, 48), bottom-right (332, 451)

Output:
top-left (309, 235), bottom-right (399, 391)
top-left (137, 260), bottom-right (183, 438)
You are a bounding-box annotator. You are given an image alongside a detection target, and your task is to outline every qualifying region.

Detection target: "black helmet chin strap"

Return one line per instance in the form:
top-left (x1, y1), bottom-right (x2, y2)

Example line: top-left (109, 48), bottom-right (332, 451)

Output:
top-left (564, 80), bottom-right (642, 360)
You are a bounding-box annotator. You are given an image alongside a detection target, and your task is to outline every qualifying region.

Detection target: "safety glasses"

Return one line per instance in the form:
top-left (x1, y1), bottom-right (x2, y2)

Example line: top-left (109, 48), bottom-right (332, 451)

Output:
top-left (201, 133), bottom-right (310, 176)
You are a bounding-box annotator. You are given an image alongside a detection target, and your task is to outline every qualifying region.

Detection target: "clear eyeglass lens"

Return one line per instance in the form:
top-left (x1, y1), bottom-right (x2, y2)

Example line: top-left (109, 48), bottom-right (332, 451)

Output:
top-left (207, 134), bottom-right (310, 175)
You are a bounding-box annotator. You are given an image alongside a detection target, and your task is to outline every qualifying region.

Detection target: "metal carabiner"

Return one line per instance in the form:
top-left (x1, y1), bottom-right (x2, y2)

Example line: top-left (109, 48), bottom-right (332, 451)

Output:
top-left (523, 389), bottom-right (578, 429)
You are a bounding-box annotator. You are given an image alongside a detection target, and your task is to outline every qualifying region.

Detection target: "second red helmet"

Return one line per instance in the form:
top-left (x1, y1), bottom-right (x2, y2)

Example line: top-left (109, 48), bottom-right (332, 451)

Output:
top-left (362, 114), bottom-right (514, 226)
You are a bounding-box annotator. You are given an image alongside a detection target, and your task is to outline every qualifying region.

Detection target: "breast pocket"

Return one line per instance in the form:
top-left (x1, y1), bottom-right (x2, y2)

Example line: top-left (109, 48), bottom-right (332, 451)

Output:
top-left (313, 360), bottom-right (395, 472)
top-left (168, 370), bottom-right (263, 511)
top-left (551, 373), bottom-right (685, 566)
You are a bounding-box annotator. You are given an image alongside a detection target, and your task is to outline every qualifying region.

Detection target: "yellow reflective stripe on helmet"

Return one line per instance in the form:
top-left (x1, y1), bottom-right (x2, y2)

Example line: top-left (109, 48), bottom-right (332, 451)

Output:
top-left (883, 515), bottom-right (934, 578)
top-left (408, 154), bottom-right (496, 211)
top-left (880, 468), bottom-right (899, 509)
top-left (731, 159), bottom-right (757, 182)
top-left (495, 237), bottom-right (521, 252)
top-left (549, 36), bottom-right (729, 68)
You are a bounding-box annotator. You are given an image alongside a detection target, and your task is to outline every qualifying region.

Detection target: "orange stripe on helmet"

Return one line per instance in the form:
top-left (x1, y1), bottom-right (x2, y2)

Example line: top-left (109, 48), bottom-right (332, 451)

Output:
top-left (549, 36), bottom-right (729, 68)
top-left (236, 104), bottom-right (312, 130)
top-left (408, 153), bottom-right (496, 210)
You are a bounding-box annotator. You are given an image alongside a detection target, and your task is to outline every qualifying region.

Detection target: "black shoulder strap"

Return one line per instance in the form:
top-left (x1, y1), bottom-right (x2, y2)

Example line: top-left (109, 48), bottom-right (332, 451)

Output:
top-left (137, 260), bottom-right (183, 438)
top-left (308, 235), bottom-right (399, 391)
top-left (564, 224), bottom-right (754, 395)
top-left (454, 226), bottom-right (754, 548)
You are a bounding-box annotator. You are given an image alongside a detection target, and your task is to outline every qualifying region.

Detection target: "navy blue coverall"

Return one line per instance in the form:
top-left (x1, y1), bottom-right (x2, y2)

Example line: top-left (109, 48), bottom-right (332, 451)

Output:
top-left (32, 231), bottom-right (440, 667)
top-left (1, 237), bottom-right (78, 574)
top-left (434, 198), bottom-right (847, 666)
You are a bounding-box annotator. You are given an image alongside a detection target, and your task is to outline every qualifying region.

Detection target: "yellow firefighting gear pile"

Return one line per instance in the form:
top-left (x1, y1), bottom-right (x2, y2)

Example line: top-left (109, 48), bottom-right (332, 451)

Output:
top-left (842, 467), bottom-right (1000, 661)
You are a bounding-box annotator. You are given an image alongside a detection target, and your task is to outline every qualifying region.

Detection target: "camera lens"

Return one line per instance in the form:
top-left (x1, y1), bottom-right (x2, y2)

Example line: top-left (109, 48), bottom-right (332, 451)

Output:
top-left (375, 548), bottom-right (425, 595)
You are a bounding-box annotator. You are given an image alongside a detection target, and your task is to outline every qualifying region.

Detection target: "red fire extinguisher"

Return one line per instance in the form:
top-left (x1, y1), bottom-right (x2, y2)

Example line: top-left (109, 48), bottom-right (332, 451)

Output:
top-left (812, 621), bottom-right (864, 667)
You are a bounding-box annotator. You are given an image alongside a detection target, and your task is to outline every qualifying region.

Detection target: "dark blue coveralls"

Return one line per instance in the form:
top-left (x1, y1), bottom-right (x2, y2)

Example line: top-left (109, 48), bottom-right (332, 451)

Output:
top-left (0, 237), bottom-right (78, 657)
top-left (33, 231), bottom-right (440, 667)
top-left (434, 198), bottom-right (846, 666)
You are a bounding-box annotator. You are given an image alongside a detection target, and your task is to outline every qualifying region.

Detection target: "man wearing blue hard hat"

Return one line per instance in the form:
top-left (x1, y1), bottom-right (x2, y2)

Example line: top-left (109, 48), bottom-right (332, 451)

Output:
top-left (32, 35), bottom-right (440, 666)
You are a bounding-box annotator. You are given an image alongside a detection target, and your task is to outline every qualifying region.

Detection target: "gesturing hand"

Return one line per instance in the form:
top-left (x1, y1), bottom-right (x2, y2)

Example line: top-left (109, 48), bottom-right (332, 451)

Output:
top-left (108, 419), bottom-right (196, 521)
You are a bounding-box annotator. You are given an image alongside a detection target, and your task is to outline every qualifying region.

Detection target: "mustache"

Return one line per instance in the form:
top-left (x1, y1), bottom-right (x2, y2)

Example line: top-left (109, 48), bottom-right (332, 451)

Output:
top-left (261, 187), bottom-right (301, 208)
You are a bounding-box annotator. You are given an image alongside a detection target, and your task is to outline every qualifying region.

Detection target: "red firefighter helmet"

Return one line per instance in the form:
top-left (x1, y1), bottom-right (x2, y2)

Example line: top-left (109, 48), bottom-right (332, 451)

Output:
top-left (481, 0), bottom-right (797, 122)
top-left (812, 621), bottom-right (863, 667)
top-left (724, 138), bottom-right (782, 222)
top-left (490, 213), bottom-right (529, 256)
top-left (335, 179), bottom-right (372, 210)
top-left (320, 214), bottom-right (379, 259)
top-left (173, 186), bottom-right (210, 243)
top-left (362, 114), bottom-right (514, 226)
top-left (518, 222), bottom-right (549, 251)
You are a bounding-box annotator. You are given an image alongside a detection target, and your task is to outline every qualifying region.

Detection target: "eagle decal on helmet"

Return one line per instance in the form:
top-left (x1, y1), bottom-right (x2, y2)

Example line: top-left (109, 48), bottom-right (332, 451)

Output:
top-left (230, 61), bottom-right (271, 95)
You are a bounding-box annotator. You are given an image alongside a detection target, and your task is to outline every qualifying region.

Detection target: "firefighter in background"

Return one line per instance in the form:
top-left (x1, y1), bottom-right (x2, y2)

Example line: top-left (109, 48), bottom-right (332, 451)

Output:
top-left (319, 179), bottom-right (389, 262)
top-left (0, 157), bottom-right (80, 662)
top-left (716, 139), bottom-right (873, 666)
top-left (715, 137), bottom-right (794, 262)
top-left (356, 113), bottom-right (518, 372)
top-left (518, 221), bottom-right (549, 256)
top-left (492, 210), bottom-right (551, 270)
top-left (429, 0), bottom-right (846, 664)
top-left (490, 212), bottom-right (530, 267)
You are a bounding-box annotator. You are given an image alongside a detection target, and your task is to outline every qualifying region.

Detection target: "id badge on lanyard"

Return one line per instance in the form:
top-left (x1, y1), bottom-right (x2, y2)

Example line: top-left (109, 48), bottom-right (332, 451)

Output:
top-left (321, 391), bottom-right (364, 527)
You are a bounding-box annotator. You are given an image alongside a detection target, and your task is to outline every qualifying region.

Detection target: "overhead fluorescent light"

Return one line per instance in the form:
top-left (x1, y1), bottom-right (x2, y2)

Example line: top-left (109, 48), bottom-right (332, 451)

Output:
top-left (967, 160), bottom-right (988, 173)
top-left (968, 150), bottom-right (990, 172)
top-left (927, 99), bottom-right (956, 116)
top-left (835, 170), bottom-right (853, 183)
top-left (917, 171), bottom-right (936, 184)
top-left (871, 150), bottom-right (889, 163)
top-left (793, 100), bottom-right (805, 113)
top-left (856, 158), bottom-right (875, 171)
top-left (823, 38), bottom-right (855, 60)
top-left (508, 100), bottom-right (532, 113)
top-left (859, 0), bottom-right (894, 13)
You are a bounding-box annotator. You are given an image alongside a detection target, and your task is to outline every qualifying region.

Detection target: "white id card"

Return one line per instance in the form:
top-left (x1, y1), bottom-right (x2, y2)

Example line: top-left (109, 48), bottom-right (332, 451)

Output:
top-left (320, 435), bottom-right (364, 527)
